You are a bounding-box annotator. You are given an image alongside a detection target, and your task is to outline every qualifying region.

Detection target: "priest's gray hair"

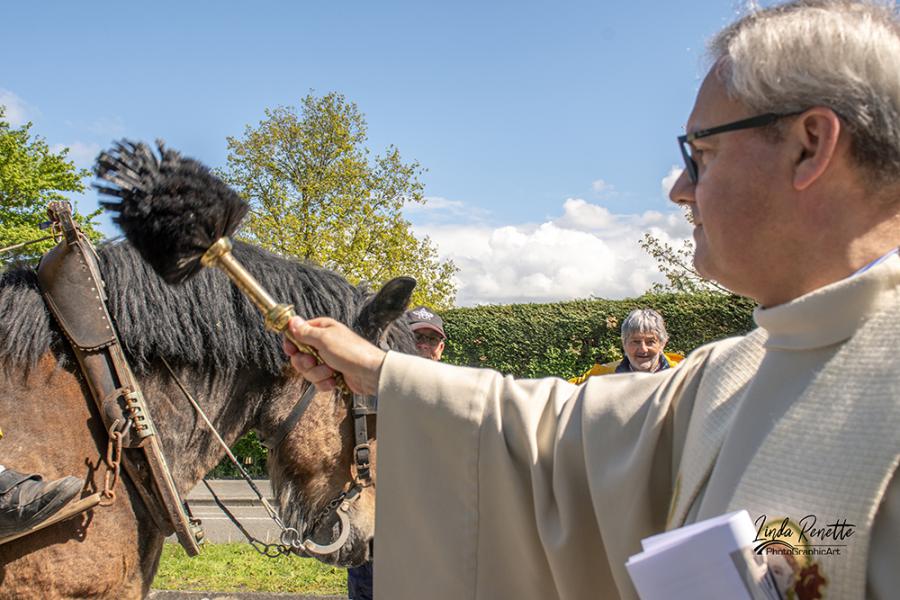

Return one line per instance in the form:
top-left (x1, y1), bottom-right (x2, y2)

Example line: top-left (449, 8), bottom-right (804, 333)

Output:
top-left (620, 309), bottom-right (668, 345)
top-left (710, 0), bottom-right (900, 182)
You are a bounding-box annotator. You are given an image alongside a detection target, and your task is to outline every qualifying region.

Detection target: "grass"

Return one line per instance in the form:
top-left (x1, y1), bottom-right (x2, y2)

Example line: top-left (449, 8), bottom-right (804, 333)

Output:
top-left (153, 543), bottom-right (347, 594)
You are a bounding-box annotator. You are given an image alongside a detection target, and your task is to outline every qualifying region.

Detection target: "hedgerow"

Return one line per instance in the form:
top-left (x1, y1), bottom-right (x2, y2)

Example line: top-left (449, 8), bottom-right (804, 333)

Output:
top-left (441, 292), bottom-right (756, 379)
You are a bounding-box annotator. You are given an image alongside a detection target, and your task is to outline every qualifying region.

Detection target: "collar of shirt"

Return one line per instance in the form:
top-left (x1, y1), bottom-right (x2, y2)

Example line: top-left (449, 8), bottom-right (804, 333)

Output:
top-left (852, 247), bottom-right (899, 276)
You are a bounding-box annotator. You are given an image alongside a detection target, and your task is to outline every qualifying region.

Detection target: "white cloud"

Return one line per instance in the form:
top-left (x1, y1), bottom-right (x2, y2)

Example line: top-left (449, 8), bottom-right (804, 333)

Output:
top-left (0, 89), bottom-right (36, 126)
top-left (416, 196), bottom-right (466, 211)
top-left (51, 141), bottom-right (102, 169)
top-left (554, 198), bottom-right (615, 231)
top-left (405, 195), bottom-right (492, 225)
top-left (661, 165), bottom-right (683, 197)
top-left (592, 178), bottom-right (615, 196)
top-left (415, 197), bottom-right (693, 306)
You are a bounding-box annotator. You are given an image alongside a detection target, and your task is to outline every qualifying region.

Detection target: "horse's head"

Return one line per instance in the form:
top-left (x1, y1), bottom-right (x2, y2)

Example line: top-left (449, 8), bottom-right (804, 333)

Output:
top-left (260, 276), bottom-right (417, 566)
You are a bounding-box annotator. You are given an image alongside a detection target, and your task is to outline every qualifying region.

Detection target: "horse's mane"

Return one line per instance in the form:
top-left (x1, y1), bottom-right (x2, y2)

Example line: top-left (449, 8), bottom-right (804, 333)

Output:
top-left (0, 240), bottom-right (374, 376)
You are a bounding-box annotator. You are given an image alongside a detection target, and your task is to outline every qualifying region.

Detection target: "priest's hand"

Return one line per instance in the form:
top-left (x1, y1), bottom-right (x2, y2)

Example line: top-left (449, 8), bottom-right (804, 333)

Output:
top-left (283, 316), bottom-right (386, 396)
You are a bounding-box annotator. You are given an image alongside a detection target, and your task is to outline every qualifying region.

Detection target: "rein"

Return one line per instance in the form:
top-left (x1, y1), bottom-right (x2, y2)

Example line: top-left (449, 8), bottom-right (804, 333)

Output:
top-left (0, 234), bottom-right (55, 256)
top-left (260, 383), bottom-right (318, 452)
top-left (161, 358), bottom-right (373, 557)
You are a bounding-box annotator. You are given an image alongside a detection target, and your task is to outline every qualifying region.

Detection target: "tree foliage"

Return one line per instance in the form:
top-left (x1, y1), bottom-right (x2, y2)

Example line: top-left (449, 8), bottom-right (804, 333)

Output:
top-left (222, 93), bottom-right (458, 309)
top-left (0, 106), bottom-right (101, 263)
top-left (640, 233), bottom-right (729, 294)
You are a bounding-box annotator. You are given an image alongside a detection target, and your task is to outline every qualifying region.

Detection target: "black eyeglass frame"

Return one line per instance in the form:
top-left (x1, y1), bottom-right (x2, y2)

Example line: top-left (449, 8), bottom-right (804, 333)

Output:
top-left (414, 332), bottom-right (444, 346)
top-left (677, 111), bottom-right (805, 184)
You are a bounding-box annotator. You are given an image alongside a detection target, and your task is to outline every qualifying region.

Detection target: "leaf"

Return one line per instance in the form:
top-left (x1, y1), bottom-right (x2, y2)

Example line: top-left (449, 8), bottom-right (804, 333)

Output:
top-left (639, 230), bottom-right (730, 295)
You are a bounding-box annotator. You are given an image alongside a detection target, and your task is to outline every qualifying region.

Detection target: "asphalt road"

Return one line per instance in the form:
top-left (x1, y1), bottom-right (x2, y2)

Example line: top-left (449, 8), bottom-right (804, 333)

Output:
top-left (176, 479), bottom-right (282, 544)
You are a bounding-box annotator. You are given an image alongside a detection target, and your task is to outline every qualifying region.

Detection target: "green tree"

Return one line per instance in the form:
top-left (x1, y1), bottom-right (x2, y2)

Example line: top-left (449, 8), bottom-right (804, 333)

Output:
top-left (640, 204), bottom-right (728, 294)
top-left (640, 233), bottom-right (729, 294)
top-left (0, 106), bottom-right (102, 263)
top-left (222, 92), bottom-right (458, 309)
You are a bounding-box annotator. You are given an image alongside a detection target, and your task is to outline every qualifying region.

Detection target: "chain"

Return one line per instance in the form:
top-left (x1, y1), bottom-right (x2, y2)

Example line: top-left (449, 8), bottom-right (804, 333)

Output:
top-left (267, 491), bottom-right (348, 555)
top-left (249, 538), bottom-right (292, 558)
top-left (99, 421), bottom-right (124, 506)
top-left (201, 478), bottom-right (296, 558)
top-left (306, 492), bottom-right (346, 536)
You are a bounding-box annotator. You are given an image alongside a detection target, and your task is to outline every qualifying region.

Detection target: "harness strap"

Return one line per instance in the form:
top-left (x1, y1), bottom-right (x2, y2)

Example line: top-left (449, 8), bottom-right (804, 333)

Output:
top-left (352, 395), bottom-right (376, 485)
top-left (36, 201), bottom-right (203, 556)
top-left (259, 384), bottom-right (318, 451)
top-left (260, 385), bottom-right (376, 486)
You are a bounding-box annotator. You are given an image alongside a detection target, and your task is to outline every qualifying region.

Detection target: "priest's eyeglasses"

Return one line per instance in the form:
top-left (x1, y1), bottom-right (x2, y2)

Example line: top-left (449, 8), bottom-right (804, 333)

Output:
top-left (678, 111), bottom-right (804, 184)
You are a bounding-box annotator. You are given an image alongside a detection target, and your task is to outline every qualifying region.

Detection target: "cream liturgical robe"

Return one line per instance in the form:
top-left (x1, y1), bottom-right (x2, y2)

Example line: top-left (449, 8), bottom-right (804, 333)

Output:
top-left (375, 258), bottom-right (900, 600)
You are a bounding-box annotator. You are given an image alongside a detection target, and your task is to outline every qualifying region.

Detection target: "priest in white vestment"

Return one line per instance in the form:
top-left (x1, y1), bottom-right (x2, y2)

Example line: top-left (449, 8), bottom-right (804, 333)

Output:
top-left (284, 2), bottom-right (900, 598)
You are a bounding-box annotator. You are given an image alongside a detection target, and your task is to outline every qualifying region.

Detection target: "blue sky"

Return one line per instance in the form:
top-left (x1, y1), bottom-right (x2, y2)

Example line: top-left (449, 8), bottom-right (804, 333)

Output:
top-left (2, 1), bottom-right (751, 305)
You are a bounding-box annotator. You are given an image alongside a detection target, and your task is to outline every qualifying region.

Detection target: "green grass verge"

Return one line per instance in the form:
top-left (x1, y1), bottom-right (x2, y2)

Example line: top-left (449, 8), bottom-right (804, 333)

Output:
top-left (154, 543), bottom-right (347, 594)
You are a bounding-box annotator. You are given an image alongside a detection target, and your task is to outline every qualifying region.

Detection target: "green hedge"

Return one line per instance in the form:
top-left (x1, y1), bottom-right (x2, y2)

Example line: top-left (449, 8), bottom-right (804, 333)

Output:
top-left (441, 292), bottom-right (756, 379)
top-left (210, 292), bottom-right (756, 477)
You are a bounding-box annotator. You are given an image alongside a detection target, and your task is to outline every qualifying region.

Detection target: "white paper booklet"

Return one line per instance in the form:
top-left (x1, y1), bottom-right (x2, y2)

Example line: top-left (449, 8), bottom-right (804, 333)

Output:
top-left (626, 510), bottom-right (782, 600)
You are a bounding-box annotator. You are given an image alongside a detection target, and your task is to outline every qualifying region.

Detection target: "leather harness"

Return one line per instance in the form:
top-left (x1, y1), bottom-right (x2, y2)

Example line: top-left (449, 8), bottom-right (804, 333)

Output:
top-left (36, 202), bottom-right (203, 555)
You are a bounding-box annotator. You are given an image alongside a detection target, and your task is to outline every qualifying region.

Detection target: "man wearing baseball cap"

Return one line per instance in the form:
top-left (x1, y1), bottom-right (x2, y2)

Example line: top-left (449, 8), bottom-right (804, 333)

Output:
top-left (406, 306), bottom-right (446, 361)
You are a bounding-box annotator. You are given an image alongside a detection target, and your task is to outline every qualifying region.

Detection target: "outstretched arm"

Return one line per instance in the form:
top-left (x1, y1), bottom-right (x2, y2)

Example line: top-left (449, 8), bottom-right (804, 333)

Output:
top-left (283, 313), bottom-right (696, 599)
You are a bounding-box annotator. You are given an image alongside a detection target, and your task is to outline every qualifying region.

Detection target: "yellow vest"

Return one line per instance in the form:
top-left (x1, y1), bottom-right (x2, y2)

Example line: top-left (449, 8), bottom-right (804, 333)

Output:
top-left (568, 352), bottom-right (684, 384)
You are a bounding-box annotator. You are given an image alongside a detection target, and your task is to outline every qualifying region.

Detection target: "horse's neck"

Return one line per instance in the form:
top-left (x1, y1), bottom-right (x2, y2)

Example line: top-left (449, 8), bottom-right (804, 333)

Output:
top-left (142, 363), bottom-right (274, 494)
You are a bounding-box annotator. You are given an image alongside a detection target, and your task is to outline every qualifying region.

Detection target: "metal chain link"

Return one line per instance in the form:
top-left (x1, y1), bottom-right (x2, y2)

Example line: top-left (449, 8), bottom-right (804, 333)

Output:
top-left (306, 492), bottom-right (346, 537)
top-left (99, 422), bottom-right (124, 506)
top-left (249, 538), bottom-right (291, 558)
top-left (201, 478), bottom-right (297, 558)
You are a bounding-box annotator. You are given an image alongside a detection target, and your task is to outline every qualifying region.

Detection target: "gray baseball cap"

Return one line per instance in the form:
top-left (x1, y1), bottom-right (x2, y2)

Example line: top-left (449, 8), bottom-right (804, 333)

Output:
top-left (406, 306), bottom-right (446, 339)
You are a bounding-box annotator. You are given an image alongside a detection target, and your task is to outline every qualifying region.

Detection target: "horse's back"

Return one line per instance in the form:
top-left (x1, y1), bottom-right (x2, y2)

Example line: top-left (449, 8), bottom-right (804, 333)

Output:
top-left (0, 353), bottom-right (159, 599)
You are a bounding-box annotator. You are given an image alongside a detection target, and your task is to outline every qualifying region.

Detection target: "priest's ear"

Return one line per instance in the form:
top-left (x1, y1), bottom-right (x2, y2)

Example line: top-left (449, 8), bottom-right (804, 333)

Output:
top-left (790, 108), bottom-right (843, 191)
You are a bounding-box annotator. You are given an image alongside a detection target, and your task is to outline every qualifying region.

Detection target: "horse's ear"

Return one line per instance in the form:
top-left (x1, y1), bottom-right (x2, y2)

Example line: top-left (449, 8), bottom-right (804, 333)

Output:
top-left (356, 276), bottom-right (417, 342)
